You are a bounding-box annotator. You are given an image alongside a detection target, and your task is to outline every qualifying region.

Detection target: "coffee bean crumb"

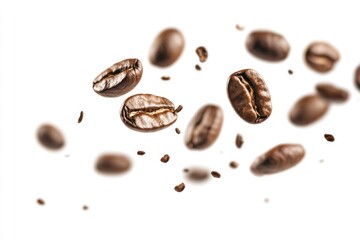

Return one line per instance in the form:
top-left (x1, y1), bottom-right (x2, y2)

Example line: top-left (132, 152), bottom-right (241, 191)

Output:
top-left (324, 134), bottom-right (335, 142)
top-left (175, 128), bottom-right (181, 134)
top-left (78, 111), bottom-right (84, 123)
top-left (174, 182), bottom-right (185, 192)
top-left (161, 154), bottom-right (170, 163)
top-left (195, 64), bottom-right (201, 71)
top-left (83, 205), bottom-right (89, 210)
top-left (137, 151), bottom-right (145, 155)
top-left (161, 76), bottom-right (170, 81)
top-left (235, 24), bottom-right (245, 31)
top-left (235, 134), bottom-right (244, 148)
top-left (211, 171), bottom-right (221, 178)
top-left (37, 198), bottom-right (45, 205)
top-left (229, 161), bottom-right (239, 169)
top-left (183, 168), bottom-right (189, 173)
top-left (288, 69), bottom-right (293, 75)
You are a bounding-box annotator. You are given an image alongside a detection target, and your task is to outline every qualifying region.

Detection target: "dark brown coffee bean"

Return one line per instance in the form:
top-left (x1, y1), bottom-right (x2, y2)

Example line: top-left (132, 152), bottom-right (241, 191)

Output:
top-left (211, 171), bottom-right (221, 178)
top-left (160, 154), bottom-right (170, 163)
top-left (251, 144), bottom-right (305, 176)
top-left (229, 161), bottom-right (239, 169)
top-left (186, 167), bottom-right (209, 181)
top-left (246, 30), bottom-right (290, 61)
top-left (235, 134), bottom-right (243, 148)
top-left (289, 94), bottom-right (329, 126)
top-left (324, 134), bottom-right (335, 142)
top-left (37, 198), bottom-right (45, 205)
top-left (93, 59), bottom-right (143, 97)
top-left (195, 64), bottom-right (201, 71)
top-left (95, 153), bottom-right (131, 174)
top-left (355, 65), bottom-right (360, 90)
top-left (185, 104), bottom-right (223, 150)
top-left (83, 205), bottom-right (89, 210)
top-left (305, 42), bottom-right (340, 73)
top-left (161, 75), bottom-right (171, 81)
top-left (175, 128), bottom-right (181, 134)
top-left (174, 105), bottom-right (183, 113)
top-left (78, 111), bottom-right (84, 123)
top-left (120, 94), bottom-right (180, 132)
top-left (315, 83), bottom-right (349, 102)
top-left (227, 69), bottom-right (272, 124)
top-left (174, 182), bottom-right (185, 192)
top-left (149, 28), bottom-right (185, 67)
top-left (137, 150), bottom-right (145, 155)
top-left (288, 69), bottom-right (293, 75)
top-left (196, 46), bottom-right (208, 62)
top-left (37, 124), bottom-right (65, 150)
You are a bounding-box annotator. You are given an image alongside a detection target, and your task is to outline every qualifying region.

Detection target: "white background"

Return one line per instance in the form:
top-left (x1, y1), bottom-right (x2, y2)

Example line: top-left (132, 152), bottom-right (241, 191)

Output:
top-left (1, 0), bottom-right (360, 239)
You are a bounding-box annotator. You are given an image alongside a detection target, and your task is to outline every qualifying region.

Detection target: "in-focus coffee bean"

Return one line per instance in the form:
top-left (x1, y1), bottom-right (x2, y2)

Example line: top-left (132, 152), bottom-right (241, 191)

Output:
top-left (324, 134), bottom-right (335, 142)
top-left (160, 154), bottom-right (170, 163)
top-left (175, 128), bottom-right (181, 134)
top-left (305, 42), bottom-right (340, 73)
top-left (246, 30), bottom-right (290, 61)
top-left (185, 104), bottom-right (223, 150)
top-left (82, 205), bottom-right (89, 210)
top-left (251, 144), bottom-right (305, 176)
top-left (95, 153), bottom-right (131, 174)
top-left (195, 64), bottom-right (201, 71)
top-left (211, 171), bottom-right (221, 178)
top-left (196, 46), bottom-right (208, 62)
top-left (37, 124), bottom-right (65, 150)
top-left (174, 182), bottom-right (185, 192)
top-left (149, 28), bottom-right (185, 67)
top-left (355, 65), bottom-right (360, 90)
top-left (93, 59), bottom-right (143, 97)
top-left (227, 69), bottom-right (272, 124)
top-left (315, 83), bottom-right (349, 102)
top-left (120, 94), bottom-right (180, 132)
top-left (137, 150), bottom-right (145, 155)
top-left (185, 167), bottom-right (209, 181)
top-left (289, 94), bottom-right (329, 126)
top-left (235, 134), bottom-right (243, 148)
top-left (78, 111), bottom-right (84, 123)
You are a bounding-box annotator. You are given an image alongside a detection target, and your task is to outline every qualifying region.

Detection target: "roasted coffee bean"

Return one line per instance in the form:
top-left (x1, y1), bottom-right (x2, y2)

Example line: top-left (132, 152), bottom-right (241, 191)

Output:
top-left (235, 134), bottom-right (243, 148)
top-left (185, 104), bottom-right (223, 150)
top-left (186, 167), bottom-right (209, 181)
top-left (37, 198), bottom-right (45, 206)
top-left (149, 28), bottom-right (185, 67)
top-left (305, 42), bottom-right (340, 73)
top-left (120, 94), bottom-right (180, 132)
top-left (174, 182), bottom-right (185, 192)
top-left (160, 154), bottom-right (170, 163)
top-left (246, 30), bottom-right (290, 61)
top-left (78, 111), bottom-right (84, 123)
top-left (161, 75), bottom-right (171, 80)
top-left (82, 205), bottom-right (89, 210)
top-left (175, 128), bottom-right (181, 134)
top-left (324, 134), bottom-right (335, 142)
top-left (355, 65), bottom-right (360, 90)
top-left (37, 124), bottom-right (65, 150)
top-left (229, 161), bottom-right (239, 169)
top-left (227, 69), bottom-right (272, 124)
top-left (93, 59), bottom-right (143, 97)
top-left (288, 69), bottom-right (293, 75)
top-left (250, 144), bottom-right (305, 176)
top-left (137, 150), bottom-right (145, 155)
top-left (195, 64), bottom-right (201, 71)
top-left (315, 83), bottom-right (349, 102)
top-left (196, 46), bottom-right (208, 62)
top-left (289, 94), bottom-right (329, 126)
top-left (95, 154), bottom-right (131, 174)
top-left (211, 171), bottom-right (221, 178)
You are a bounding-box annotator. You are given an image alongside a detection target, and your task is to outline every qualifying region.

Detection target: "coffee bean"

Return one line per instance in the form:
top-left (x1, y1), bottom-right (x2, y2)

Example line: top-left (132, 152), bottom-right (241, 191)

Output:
top-left (250, 144), bottom-right (305, 176)
top-left (78, 111), bottom-right (84, 123)
top-left (174, 182), bottom-right (185, 192)
top-left (149, 28), bottom-right (185, 67)
top-left (229, 161), bottom-right (239, 169)
top-left (315, 83), bottom-right (349, 102)
top-left (161, 76), bottom-right (171, 81)
top-left (227, 69), bottom-right (272, 124)
top-left (196, 46), bottom-right (208, 62)
top-left (120, 94), bottom-right (180, 132)
top-left (355, 65), bottom-right (360, 90)
top-left (183, 168), bottom-right (189, 173)
top-left (185, 104), bottom-right (223, 150)
top-left (305, 42), bottom-right (340, 73)
top-left (175, 128), bottom-right (181, 134)
top-left (324, 134), bottom-right (335, 142)
top-left (95, 154), bottom-right (131, 174)
top-left (288, 69), bottom-right (293, 75)
top-left (246, 30), bottom-right (290, 61)
top-left (174, 105), bottom-right (183, 113)
top-left (160, 154), bottom-right (170, 163)
top-left (37, 198), bottom-right (45, 205)
top-left (137, 150), bottom-right (145, 155)
top-left (83, 205), bottom-right (89, 210)
top-left (37, 124), bottom-right (65, 150)
top-left (211, 171), bottom-right (221, 178)
top-left (289, 94), bottom-right (329, 126)
top-left (186, 167), bottom-right (209, 181)
top-left (93, 59), bottom-right (143, 97)
top-left (235, 134), bottom-right (243, 148)
top-left (195, 64), bottom-right (201, 71)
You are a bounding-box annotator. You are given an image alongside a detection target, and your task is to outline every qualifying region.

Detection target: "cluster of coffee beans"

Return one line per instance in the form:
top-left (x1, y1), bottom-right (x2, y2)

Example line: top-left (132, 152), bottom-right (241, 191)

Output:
top-left (36, 26), bottom-right (360, 195)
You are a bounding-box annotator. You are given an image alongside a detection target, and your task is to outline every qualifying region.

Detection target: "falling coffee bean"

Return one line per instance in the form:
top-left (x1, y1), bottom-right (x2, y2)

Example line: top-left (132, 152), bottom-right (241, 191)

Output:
top-left (185, 104), bottom-right (223, 150)
top-left (324, 134), bottom-right (335, 142)
top-left (355, 65), bottom-right (360, 91)
top-left (288, 69), bottom-right (293, 75)
top-left (78, 111), bottom-right (84, 123)
top-left (95, 153), bottom-right (131, 174)
top-left (196, 46), bottom-right (208, 62)
top-left (186, 167), bottom-right (209, 182)
top-left (160, 154), bottom-right (170, 163)
top-left (211, 171), bottom-right (221, 178)
top-left (175, 128), bottom-right (181, 134)
top-left (137, 150), bottom-right (145, 155)
top-left (93, 59), bottom-right (143, 97)
top-left (83, 205), bottom-right (89, 210)
top-left (245, 30), bottom-right (290, 61)
top-left (315, 83), bottom-right (349, 102)
top-left (305, 42), bottom-right (340, 73)
top-left (120, 94), bottom-right (180, 132)
top-left (235, 134), bottom-right (244, 148)
top-left (174, 182), bottom-right (185, 192)
top-left (289, 94), bottom-right (329, 126)
top-left (37, 124), bottom-right (65, 150)
top-left (250, 144), bottom-right (305, 176)
top-left (195, 64), bottom-right (201, 71)
top-left (149, 28), bottom-right (185, 67)
top-left (37, 198), bottom-right (45, 206)
top-left (229, 161), bottom-right (239, 169)
top-left (227, 69), bottom-right (272, 124)
top-left (161, 76), bottom-right (171, 81)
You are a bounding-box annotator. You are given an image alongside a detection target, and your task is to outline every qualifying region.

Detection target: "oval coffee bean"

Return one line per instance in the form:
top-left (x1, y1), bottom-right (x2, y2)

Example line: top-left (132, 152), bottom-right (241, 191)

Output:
top-left (245, 30), bottom-right (290, 61)
top-left (355, 65), bottom-right (360, 91)
top-left (289, 94), bottom-right (329, 126)
top-left (95, 153), bottom-right (131, 174)
top-left (120, 94), bottom-right (180, 132)
top-left (305, 42), bottom-right (340, 73)
top-left (93, 58), bottom-right (143, 97)
top-left (184, 104), bottom-right (223, 150)
top-left (251, 144), bottom-right (305, 176)
top-left (315, 83), bottom-right (349, 102)
top-left (149, 28), bottom-right (185, 67)
top-left (227, 69), bottom-right (272, 124)
top-left (37, 124), bottom-right (65, 150)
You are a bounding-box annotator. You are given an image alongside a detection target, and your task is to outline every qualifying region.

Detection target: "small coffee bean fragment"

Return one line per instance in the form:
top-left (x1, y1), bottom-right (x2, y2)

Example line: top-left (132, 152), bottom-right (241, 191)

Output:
top-left (37, 198), bottom-right (45, 205)
top-left (175, 128), bottom-right (181, 134)
top-left (196, 46), bottom-right (208, 62)
top-left (83, 205), bottom-right (89, 210)
top-left (305, 42), bottom-right (340, 73)
top-left (355, 65), bottom-right (360, 90)
top-left (211, 171), bottom-right (221, 178)
top-left (183, 168), bottom-right (189, 173)
top-left (78, 111), bottom-right (84, 123)
top-left (37, 124), bottom-right (65, 150)
top-left (324, 134), bottom-right (335, 142)
top-left (229, 161), bottom-right (239, 169)
top-left (235, 134), bottom-right (244, 148)
top-left (315, 83), bottom-right (349, 102)
top-left (161, 76), bottom-right (171, 81)
top-left (174, 105), bottom-right (183, 113)
top-left (174, 182), bottom-right (185, 192)
top-left (137, 150), bottom-right (145, 155)
top-left (288, 69), bottom-right (293, 75)
top-left (160, 154), bottom-right (170, 163)
top-left (195, 64), bottom-right (201, 71)
top-left (95, 154), bottom-right (131, 174)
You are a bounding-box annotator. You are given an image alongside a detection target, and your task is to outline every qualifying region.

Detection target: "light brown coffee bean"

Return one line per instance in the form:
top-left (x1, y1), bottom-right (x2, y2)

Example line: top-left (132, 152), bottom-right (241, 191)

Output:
top-left (305, 42), bottom-right (340, 73)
